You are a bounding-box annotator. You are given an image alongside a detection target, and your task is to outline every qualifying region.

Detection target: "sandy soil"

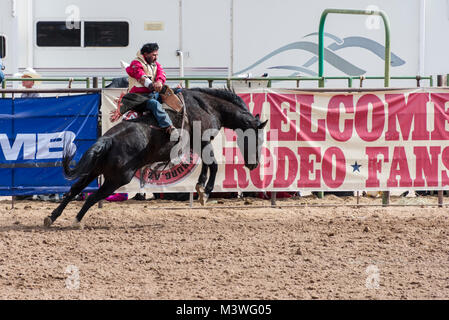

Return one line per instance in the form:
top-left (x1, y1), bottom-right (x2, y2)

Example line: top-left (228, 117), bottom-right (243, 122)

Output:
top-left (1, 194), bottom-right (449, 300)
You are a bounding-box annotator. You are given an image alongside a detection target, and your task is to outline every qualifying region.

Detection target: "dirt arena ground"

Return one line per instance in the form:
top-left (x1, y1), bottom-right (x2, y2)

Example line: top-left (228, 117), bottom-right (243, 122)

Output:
top-left (1, 193), bottom-right (449, 300)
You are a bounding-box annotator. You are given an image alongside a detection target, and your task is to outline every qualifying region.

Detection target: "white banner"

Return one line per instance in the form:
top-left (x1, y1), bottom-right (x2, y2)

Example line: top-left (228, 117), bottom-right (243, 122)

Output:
top-left (101, 87), bottom-right (449, 192)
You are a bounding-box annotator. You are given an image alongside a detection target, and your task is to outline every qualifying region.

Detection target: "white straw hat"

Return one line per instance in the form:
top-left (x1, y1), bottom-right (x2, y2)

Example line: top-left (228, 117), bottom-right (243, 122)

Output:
top-left (20, 67), bottom-right (42, 85)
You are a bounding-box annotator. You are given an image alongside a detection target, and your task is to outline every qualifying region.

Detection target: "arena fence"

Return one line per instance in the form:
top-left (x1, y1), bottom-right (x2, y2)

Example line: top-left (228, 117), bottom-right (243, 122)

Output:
top-left (102, 74), bottom-right (435, 207)
top-left (0, 75), bottom-right (447, 210)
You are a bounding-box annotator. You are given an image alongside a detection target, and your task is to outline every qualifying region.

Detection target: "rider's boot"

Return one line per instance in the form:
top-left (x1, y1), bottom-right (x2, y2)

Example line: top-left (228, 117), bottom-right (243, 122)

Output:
top-left (166, 125), bottom-right (180, 141)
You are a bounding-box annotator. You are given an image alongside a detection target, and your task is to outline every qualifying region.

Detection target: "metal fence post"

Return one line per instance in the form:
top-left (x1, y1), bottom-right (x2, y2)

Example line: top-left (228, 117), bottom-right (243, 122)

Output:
top-left (437, 75), bottom-right (444, 207)
top-left (271, 192), bottom-right (277, 207)
top-left (93, 76), bottom-right (98, 89)
top-left (1, 80), bottom-right (6, 98)
top-left (92, 77), bottom-right (103, 209)
top-left (416, 75), bottom-right (421, 88)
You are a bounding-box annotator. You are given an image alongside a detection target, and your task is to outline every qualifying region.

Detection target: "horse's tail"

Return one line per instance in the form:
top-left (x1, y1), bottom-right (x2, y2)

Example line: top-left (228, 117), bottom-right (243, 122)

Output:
top-left (62, 137), bottom-right (113, 180)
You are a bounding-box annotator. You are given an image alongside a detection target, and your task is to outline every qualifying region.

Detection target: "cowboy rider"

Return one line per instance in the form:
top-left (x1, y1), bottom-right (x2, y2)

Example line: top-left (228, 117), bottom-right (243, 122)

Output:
top-left (118, 43), bottom-right (178, 136)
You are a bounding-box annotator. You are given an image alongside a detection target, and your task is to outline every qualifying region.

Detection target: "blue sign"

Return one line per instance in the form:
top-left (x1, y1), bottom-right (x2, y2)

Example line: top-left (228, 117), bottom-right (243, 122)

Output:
top-left (0, 94), bottom-right (100, 195)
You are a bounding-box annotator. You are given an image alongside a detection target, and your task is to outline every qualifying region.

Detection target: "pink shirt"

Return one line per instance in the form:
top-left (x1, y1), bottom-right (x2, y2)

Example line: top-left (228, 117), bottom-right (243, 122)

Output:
top-left (126, 60), bottom-right (167, 93)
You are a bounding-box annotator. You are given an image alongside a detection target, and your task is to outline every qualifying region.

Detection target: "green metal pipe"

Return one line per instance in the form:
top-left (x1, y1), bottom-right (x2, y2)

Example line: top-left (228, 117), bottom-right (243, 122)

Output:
top-left (6, 75), bottom-right (434, 91)
top-left (5, 77), bottom-right (89, 82)
top-left (8, 75), bottom-right (434, 86)
top-left (106, 75), bottom-right (438, 87)
top-left (318, 8), bottom-right (391, 205)
top-left (318, 8), bottom-right (391, 88)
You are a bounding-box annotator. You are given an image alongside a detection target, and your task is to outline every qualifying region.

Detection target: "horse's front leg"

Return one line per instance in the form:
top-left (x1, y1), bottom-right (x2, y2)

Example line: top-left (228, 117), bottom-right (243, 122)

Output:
top-left (195, 162), bottom-right (209, 205)
top-left (205, 155), bottom-right (218, 195)
top-left (196, 143), bottom-right (218, 206)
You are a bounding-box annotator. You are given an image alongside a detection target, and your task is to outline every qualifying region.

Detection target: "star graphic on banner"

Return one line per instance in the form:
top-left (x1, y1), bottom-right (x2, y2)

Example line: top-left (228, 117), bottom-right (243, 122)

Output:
top-left (351, 161), bottom-right (361, 172)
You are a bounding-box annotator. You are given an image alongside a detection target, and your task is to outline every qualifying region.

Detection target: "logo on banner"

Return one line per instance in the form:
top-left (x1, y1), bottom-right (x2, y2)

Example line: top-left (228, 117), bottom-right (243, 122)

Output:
top-left (0, 131), bottom-right (76, 161)
top-left (135, 150), bottom-right (200, 186)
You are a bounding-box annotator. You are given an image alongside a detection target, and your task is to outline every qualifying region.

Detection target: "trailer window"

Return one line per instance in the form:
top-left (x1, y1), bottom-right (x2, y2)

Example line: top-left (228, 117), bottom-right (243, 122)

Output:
top-left (36, 22), bottom-right (81, 47)
top-left (84, 22), bottom-right (129, 47)
top-left (0, 36), bottom-right (5, 58)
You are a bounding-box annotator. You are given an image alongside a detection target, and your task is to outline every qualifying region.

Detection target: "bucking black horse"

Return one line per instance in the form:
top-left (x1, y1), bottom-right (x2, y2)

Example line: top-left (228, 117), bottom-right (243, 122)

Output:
top-left (44, 88), bottom-right (267, 227)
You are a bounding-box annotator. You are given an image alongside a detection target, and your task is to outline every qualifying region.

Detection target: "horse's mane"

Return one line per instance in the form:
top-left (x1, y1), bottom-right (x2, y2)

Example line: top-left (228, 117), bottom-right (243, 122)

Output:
top-left (189, 88), bottom-right (251, 114)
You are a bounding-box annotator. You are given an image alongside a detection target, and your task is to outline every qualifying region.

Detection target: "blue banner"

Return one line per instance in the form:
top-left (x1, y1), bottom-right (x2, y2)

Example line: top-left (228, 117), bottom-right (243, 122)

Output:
top-left (0, 94), bottom-right (100, 195)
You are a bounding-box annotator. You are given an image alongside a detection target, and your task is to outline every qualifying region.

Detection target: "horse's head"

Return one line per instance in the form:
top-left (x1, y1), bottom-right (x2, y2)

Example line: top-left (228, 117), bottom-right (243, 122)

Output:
top-left (187, 88), bottom-right (268, 170)
top-left (236, 114), bottom-right (268, 170)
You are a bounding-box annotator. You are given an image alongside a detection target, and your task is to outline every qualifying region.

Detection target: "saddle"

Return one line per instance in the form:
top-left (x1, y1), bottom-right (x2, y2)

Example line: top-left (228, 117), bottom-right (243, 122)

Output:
top-left (159, 85), bottom-right (184, 113)
top-left (119, 85), bottom-right (184, 115)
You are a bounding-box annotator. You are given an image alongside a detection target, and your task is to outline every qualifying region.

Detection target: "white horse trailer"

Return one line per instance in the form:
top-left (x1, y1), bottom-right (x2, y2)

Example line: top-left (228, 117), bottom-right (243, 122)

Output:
top-left (1, 0), bottom-right (20, 81)
top-left (9, 0), bottom-right (231, 80)
top-left (1, 0), bottom-right (449, 87)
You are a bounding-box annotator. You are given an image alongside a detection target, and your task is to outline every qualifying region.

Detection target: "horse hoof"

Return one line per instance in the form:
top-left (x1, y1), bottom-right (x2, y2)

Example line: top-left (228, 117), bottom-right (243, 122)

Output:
top-left (195, 184), bottom-right (207, 206)
top-left (202, 194), bottom-right (209, 206)
top-left (44, 216), bottom-right (53, 228)
top-left (73, 218), bottom-right (83, 229)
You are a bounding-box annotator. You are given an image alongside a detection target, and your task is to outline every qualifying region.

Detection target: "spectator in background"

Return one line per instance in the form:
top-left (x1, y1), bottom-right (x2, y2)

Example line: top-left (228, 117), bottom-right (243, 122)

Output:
top-left (20, 67), bottom-right (42, 98)
top-left (0, 58), bottom-right (5, 85)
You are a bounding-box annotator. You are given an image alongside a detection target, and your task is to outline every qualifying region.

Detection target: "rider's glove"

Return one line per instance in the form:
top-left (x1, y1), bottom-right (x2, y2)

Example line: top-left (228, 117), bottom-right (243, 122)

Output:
top-left (143, 77), bottom-right (152, 88)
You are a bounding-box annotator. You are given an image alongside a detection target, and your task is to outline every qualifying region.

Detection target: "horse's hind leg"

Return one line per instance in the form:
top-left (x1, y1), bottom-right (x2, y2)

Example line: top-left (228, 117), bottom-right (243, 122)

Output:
top-left (73, 179), bottom-right (121, 225)
top-left (44, 173), bottom-right (97, 227)
top-left (205, 161), bottom-right (218, 195)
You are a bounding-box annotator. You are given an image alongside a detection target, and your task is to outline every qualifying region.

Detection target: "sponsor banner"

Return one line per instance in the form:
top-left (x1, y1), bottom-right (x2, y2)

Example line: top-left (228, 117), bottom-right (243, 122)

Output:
top-left (102, 88), bottom-right (449, 192)
top-left (0, 94), bottom-right (100, 195)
